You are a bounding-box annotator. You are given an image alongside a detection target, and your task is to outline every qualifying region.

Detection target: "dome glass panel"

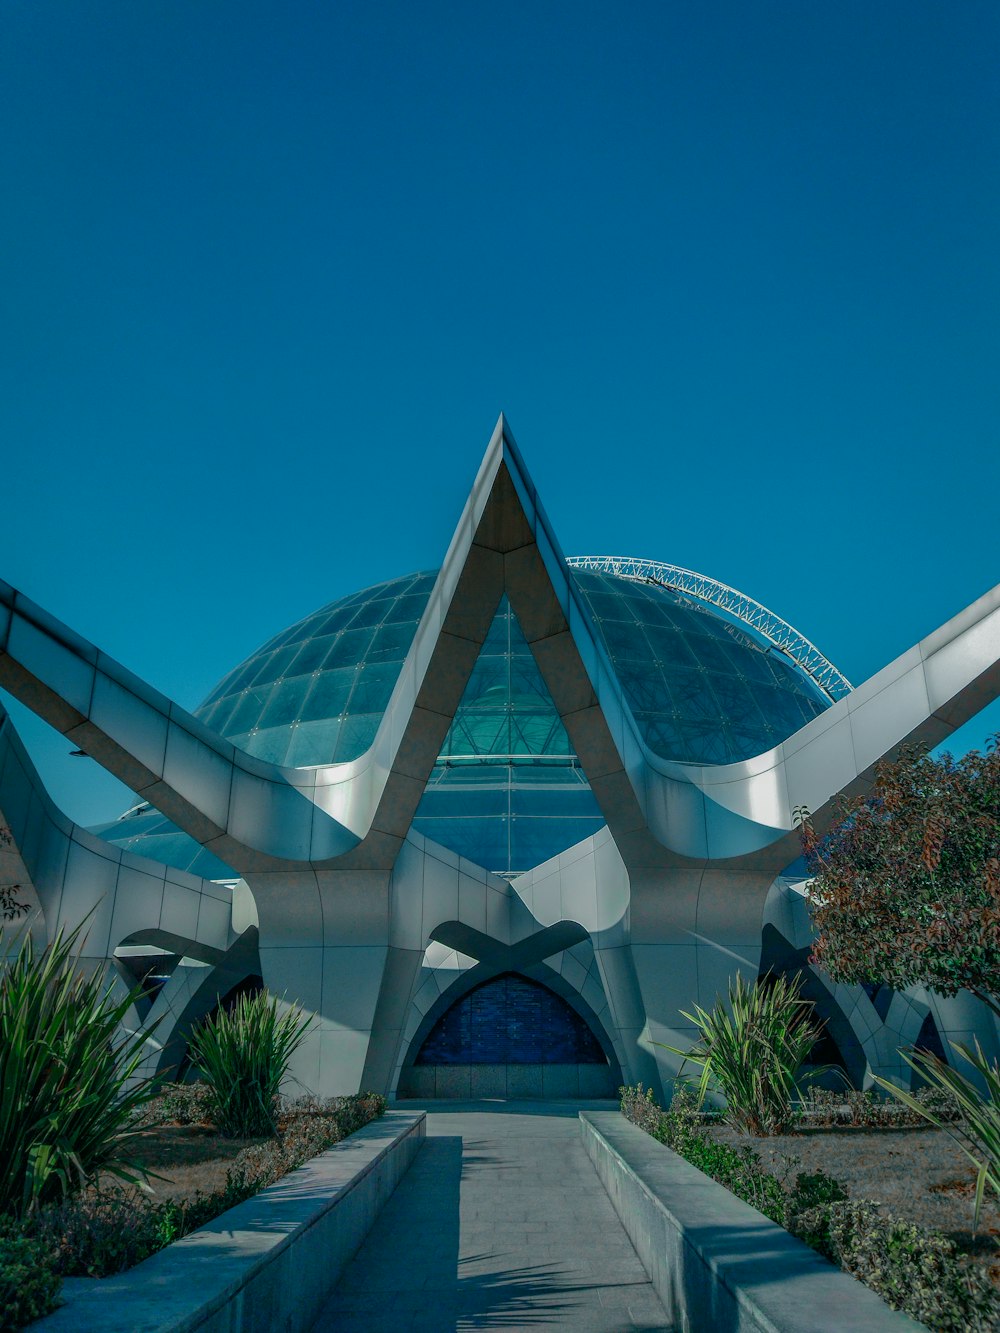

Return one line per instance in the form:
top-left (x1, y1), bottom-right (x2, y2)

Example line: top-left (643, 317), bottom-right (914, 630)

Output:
top-left (92, 565), bottom-right (835, 879)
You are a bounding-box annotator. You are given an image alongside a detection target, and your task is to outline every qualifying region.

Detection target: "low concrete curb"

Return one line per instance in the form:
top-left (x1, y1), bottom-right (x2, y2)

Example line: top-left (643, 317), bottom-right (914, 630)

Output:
top-left (580, 1111), bottom-right (925, 1332)
top-left (34, 1110), bottom-right (426, 1333)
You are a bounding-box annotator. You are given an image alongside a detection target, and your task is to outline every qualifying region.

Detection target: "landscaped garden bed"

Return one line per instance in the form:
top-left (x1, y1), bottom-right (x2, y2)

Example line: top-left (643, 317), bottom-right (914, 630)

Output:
top-left (1, 1085), bottom-right (386, 1330)
top-left (0, 924), bottom-right (386, 1331)
top-left (622, 1084), bottom-right (1000, 1332)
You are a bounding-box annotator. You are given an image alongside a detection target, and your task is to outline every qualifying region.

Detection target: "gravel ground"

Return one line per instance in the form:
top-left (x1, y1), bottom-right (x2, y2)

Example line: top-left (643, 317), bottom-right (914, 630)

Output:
top-left (122, 1123), bottom-right (262, 1201)
top-left (709, 1122), bottom-right (1000, 1282)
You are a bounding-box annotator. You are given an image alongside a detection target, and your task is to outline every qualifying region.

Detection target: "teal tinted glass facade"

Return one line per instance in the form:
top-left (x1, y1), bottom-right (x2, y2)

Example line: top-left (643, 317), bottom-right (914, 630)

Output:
top-left (93, 565), bottom-right (833, 877)
top-left (89, 808), bottom-right (236, 881)
top-left (411, 599), bottom-right (604, 875)
top-left (195, 571), bottom-right (437, 767)
top-left (571, 570), bottom-right (829, 765)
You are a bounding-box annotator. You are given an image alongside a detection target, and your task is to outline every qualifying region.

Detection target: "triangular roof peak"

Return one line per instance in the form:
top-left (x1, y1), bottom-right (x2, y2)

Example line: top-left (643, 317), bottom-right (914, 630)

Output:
top-left (2, 419), bottom-right (999, 875)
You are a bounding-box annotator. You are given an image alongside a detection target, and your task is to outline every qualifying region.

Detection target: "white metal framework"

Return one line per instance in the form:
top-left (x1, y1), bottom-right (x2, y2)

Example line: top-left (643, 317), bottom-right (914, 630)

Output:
top-left (566, 555), bottom-right (852, 703)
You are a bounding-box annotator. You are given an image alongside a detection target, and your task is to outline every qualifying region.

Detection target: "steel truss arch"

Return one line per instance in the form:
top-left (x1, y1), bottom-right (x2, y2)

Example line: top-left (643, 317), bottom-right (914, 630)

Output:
top-left (565, 554), bottom-right (852, 703)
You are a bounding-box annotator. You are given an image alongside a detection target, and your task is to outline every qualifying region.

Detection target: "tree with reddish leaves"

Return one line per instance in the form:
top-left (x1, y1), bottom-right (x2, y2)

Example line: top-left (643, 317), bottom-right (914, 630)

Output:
top-left (798, 737), bottom-right (1000, 1020)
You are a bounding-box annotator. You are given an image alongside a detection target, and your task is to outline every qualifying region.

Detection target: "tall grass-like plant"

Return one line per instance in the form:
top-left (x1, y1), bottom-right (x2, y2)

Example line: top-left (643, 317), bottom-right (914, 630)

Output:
top-left (188, 990), bottom-right (312, 1137)
top-left (874, 1039), bottom-right (1000, 1232)
top-left (659, 971), bottom-right (826, 1134)
top-left (0, 927), bottom-right (161, 1220)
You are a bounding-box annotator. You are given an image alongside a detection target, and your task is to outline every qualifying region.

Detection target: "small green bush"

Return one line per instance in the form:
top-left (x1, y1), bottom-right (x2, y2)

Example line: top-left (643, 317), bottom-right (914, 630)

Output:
top-left (799, 1085), bottom-right (961, 1129)
top-left (825, 1200), bottom-right (997, 1333)
top-left (785, 1170), bottom-right (848, 1256)
top-left (188, 991), bottom-right (312, 1137)
top-left (27, 1191), bottom-right (184, 1277)
top-left (155, 1081), bottom-right (215, 1126)
top-left (0, 1225), bottom-right (60, 1331)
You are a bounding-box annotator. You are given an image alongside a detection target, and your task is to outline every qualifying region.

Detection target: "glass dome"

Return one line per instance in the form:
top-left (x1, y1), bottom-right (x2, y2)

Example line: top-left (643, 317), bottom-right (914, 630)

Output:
top-left (93, 564), bottom-right (833, 877)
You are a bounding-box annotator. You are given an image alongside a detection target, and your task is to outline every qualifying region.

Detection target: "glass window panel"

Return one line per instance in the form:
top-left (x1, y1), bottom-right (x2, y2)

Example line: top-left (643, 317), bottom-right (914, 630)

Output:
top-left (332, 712), bottom-right (381, 762)
top-left (287, 634), bottom-right (337, 676)
top-left (687, 634), bottom-right (736, 675)
top-left (509, 817), bottom-right (605, 872)
top-left (322, 627), bottom-right (377, 668)
top-left (598, 618), bottom-right (650, 662)
top-left (313, 605), bottom-right (360, 636)
top-left (247, 644), bottom-right (299, 688)
top-left (483, 603), bottom-right (512, 649)
top-left (244, 726), bottom-right (293, 766)
top-left (300, 667), bottom-right (358, 723)
top-left (367, 622), bottom-right (419, 663)
top-left (710, 674), bottom-right (766, 723)
top-left (581, 590), bottom-right (634, 623)
top-left (347, 661), bottom-right (402, 715)
top-left (417, 785), bottom-right (508, 819)
top-left (509, 785), bottom-right (602, 818)
top-left (755, 684), bottom-right (806, 735)
top-left (284, 719), bottom-right (341, 767)
top-left (256, 674), bottom-right (311, 730)
top-left (615, 663), bottom-right (670, 714)
top-left (695, 610), bottom-right (738, 641)
top-left (411, 816), bottom-right (510, 869)
top-left (446, 713), bottom-right (510, 756)
top-left (381, 593), bottom-right (432, 625)
top-left (733, 723), bottom-right (777, 756)
top-left (227, 684), bottom-right (276, 735)
top-left (198, 695), bottom-right (240, 736)
top-left (729, 644), bottom-right (774, 684)
top-left (643, 625), bottom-right (698, 668)
top-left (461, 656), bottom-right (508, 705)
top-left (345, 597), bottom-right (387, 630)
top-left (512, 764), bottom-right (589, 787)
top-left (510, 711), bottom-right (572, 755)
top-left (641, 717), bottom-right (687, 757)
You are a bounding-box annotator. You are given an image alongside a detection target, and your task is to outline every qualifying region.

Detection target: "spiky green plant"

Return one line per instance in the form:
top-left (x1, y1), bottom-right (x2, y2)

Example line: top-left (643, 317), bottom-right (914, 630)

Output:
top-left (658, 971), bottom-right (827, 1134)
top-left (187, 990), bottom-right (312, 1137)
top-left (874, 1039), bottom-right (1000, 1232)
top-left (0, 926), bottom-right (162, 1220)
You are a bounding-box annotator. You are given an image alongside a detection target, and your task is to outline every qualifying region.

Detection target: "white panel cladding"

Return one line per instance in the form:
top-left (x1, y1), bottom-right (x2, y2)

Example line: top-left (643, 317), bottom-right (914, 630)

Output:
top-left (0, 419), bottom-right (998, 1102)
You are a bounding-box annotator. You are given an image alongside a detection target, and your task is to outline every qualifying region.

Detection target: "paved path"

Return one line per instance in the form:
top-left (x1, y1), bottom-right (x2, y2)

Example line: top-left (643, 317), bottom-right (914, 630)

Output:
top-left (311, 1100), bottom-right (674, 1332)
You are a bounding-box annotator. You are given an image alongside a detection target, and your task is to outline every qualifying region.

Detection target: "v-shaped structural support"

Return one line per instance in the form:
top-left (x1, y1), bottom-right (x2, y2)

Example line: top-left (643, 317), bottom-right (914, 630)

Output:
top-left (3, 415), bottom-right (1000, 1099)
top-left (3, 416), bottom-right (999, 875)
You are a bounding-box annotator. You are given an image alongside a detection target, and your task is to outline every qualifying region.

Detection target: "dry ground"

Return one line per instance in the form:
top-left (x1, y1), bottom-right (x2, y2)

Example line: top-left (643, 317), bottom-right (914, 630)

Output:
top-left (710, 1122), bottom-right (1000, 1284)
top-left (119, 1123), bottom-right (266, 1202)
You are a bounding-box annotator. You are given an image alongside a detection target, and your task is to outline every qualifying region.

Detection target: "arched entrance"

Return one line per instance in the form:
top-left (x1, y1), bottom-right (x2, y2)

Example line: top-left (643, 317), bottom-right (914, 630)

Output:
top-left (398, 971), bottom-right (620, 1098)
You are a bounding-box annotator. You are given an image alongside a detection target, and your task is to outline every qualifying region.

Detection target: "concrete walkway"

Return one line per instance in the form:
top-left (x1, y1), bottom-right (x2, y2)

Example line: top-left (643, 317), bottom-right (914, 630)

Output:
top-left (311, 1100), bottom-right (674, 1332)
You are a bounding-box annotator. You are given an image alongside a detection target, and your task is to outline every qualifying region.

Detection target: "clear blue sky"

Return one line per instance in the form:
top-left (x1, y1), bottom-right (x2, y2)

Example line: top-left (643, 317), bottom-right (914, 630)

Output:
top-left (2, 1), bottom-right (998, 825)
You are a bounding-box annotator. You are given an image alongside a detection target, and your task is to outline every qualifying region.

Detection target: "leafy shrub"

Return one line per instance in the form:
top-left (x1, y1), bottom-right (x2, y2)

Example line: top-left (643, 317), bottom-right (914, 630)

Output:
top-left (24, 1093), bottom-right (386, 1279)
top-left (188, 991), bottom-right (312, 1137)
top-left (824, 1200), bottom-right (998, 1333)
top-left (623, 1084), bottom-right (787, 1224)
top-left (784, 1170), bottom-right (848, 1256)
top-left (621, 1085), bottom-right (1000, 1331)
top-left (153, 1081), bottom-right (215, 1126)
top-left (799, 1085), bottom-right (960, 1129)
top-left (658, 971), bottom-right (826, 1134)
top-left (129, 1080), bottom-right (215, 1129)
top-left (27, 1191), bottom-right (184, 1277)
top-left (0, 926), bottom-right (161, 1220)
top-left (0, 1224), bottom-right (61, 1331)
